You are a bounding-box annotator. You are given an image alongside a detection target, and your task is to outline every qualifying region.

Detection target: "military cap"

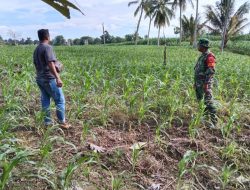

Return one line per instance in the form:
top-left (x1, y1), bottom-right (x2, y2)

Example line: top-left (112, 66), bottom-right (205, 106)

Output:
top-left (198, 38), bottom-right (210, 48)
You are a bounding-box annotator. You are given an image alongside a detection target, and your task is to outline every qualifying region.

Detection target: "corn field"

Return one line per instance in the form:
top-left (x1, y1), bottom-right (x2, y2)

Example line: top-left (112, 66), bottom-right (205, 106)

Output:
top-left (0, 45), bottom-right (249, 189)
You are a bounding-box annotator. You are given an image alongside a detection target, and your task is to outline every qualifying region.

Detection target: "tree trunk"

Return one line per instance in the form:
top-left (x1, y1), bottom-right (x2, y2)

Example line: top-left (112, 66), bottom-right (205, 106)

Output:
top-left (190, 35), bottom-right (194, 45)
top-left (179, 4), bottom-right (182, 44)
top-left (221, 0), bottom-right (231, 52)
top-left (158, 27), bottom-right (161, 46)
top-left (224, 34), bottom-right (229, 48)
top-left (221, 23), bottom-right (228, 51)
top-left (147, 16), bottom-right (152, 45)
top-left (135, 7), bottom-right (143, 45)
top-left (193, 0), bottom-right (199, 48)
top-left (163, 45), bottom-right (167, 66)
top-left (102, 23), bottom-right (105, 45)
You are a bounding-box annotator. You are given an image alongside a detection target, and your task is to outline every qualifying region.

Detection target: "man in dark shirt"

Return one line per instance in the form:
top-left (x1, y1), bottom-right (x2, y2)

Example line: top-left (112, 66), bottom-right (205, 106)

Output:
top-left (33, 29), bottom-right (70, 129)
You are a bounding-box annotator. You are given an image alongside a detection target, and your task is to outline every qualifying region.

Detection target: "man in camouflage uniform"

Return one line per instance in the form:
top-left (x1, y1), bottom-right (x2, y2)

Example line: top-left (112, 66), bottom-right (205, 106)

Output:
top-left (194, 39), bottom-right (217, 126)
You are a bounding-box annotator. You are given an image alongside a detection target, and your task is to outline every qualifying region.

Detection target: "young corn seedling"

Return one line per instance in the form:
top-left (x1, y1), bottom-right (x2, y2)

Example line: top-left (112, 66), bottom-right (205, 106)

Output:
top-left (221, 114), bottom-right (236, 138)
top-left (177, 150), bottom-right (204, 189)
top-left (188, 102), bottom-right (205, 139)
top-left (178, 150), bottom-right (197, 179)
top-left (131, 147), bottom-right (142, 172)
top-left (39, 126), bottom-right (76, 161)
top-left (155, 123), bottom-right (168, 145)
top-left (101, 164), bottom-right (125, 190)
top-left (60, 154), bottom-right (96, 189)
top-left (222, 141), bottom-right (237, 159)
top-left (82, 166), bottom-right (91, 181)
top-left (111, 175), bottom-right (124, 190)
top-left (0, 149), bottom-right (32, 190)
top-left (219, 163), bottom-right (237, 190)
top-left (81, 121), bottom-right (90, 143)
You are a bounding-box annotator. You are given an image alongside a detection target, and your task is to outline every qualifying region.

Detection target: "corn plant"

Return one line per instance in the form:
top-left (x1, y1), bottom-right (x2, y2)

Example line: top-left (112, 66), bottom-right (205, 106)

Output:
top-left (222, 141), bottom-right (237, 159)
top-left (81, 121), bottom-right (90, 143)
top-left (221, 114), bottom-right (236, 138)
top-left (111, 176), bottom-right (124, 190)
top-left (0, 147), bottom-right (32, 190)
top-left (219, 163), bottom-right (237, 190)
top-left (188, 102), bottom-right (205, 139)
top-left (178, 150), bottom-right (199, 179)
top-left (39, 126), bottom-right (76, 161)
top-left (101, 164), bottom-right (125, 190)
top-left (131, 147), bottom-right (142, 172)
top-left (60, 154), bottom-right (96, 189)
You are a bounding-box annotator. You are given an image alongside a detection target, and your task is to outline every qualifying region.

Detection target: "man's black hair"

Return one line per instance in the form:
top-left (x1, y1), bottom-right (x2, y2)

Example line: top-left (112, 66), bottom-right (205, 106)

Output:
top-left (38, 29), bottom-right (50, 41)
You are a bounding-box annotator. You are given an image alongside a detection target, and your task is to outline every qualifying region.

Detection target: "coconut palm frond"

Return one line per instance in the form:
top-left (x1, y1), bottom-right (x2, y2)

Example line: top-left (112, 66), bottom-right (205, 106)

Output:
top-left (42, 0), bottom-right (84, 18)
top-left (128, 1), bottom-right (139, 7)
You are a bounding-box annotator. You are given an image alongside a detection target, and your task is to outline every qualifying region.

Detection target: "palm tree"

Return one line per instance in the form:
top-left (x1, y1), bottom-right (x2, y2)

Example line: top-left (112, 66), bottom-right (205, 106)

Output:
top-left (193, 0), bottom-right (199, 48)
top-left (205, 0), bottom-right (250, 49)
top-left (182, 15), bottom-right (207, 45)
top-left (221, 0), bottom-right (233, 52)
top-left (172, 0), bottom-right (194, 43)
top-left (144, 0), bottom-right (155, 45)
top-left (152, 0), bottom-right (174, 46)
top-left (128, 0), bottom-right (147, 45)
top-left (42, 0), bottom-right (84, 19)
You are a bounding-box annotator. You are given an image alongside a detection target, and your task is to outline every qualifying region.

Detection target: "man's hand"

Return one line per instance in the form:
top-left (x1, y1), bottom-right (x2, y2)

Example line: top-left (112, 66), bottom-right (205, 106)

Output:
top-left (48, 62), bottom-right (63, 87)
top-left (56, 78), bottom-right (63, 87)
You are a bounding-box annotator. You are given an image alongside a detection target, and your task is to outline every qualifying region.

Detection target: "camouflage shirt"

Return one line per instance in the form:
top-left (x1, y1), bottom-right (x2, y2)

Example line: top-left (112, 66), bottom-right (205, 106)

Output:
top-left (194, 50), bottom-right (216, 85)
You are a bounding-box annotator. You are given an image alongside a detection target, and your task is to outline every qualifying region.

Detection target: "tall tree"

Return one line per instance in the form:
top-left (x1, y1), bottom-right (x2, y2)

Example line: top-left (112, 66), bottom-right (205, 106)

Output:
top-left (144, 0), bottom-right (155, 45)
top-left (25, 37), bottom-right (33, 45)
top-left (182, 15), bottom-right (207, 45)
top-left (172, 0), bottom-right (194, 43)
top-left (53, 35), bottom-right (66, 46)
top-left (193, 0), bottom-right (199, 48)
top-left (205, 0), bottom-right (250, 49)
top-left (128, 0), bottom-right (147, 45)
top-left (100, 31), bottom-right (113, 44)
top-left (220, 0), bottom-right (232, 52)
top-left (152, 0), bottom-right (174, 46)
top-left (125, 34), bottom-right (134, 41)
top-left (102, 23), bottom-right (106, 45)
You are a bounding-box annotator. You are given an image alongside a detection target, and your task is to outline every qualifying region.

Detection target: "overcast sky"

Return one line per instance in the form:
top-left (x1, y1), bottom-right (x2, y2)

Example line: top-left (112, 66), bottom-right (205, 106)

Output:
top-left (0, 0), bottom-right (249, 40)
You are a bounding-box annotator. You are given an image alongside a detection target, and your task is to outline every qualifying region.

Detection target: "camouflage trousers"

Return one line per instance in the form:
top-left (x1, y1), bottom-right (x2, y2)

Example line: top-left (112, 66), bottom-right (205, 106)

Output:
top-left (195, 81), bottom-right (217, 124)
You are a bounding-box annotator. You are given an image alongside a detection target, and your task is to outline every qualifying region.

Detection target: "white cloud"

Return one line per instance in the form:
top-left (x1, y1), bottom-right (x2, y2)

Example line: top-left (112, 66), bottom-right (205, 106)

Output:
top-left (0, 0), bottom-right (45, 12)
top-left (0, 26), bottom-right (11, 38)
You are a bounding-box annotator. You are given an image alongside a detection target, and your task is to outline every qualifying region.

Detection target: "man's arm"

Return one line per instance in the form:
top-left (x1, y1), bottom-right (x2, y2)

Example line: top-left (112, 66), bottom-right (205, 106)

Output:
top-left (48, 61), bottom-right (63, 87)
top-left (204, 54), bottom-right (216, 91)
top-left (44, 45), bottom-right (62, 87)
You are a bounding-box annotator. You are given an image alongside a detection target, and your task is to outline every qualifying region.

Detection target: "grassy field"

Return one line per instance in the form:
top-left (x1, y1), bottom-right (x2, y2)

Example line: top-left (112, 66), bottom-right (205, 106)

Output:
top-left (0, 45), bottom-right (249, 190)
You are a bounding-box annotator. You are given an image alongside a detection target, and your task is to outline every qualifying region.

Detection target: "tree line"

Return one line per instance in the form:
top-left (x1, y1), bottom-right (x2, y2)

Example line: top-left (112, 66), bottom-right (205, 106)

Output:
top-left (128, 0), bottom-right (250, 49)
top-left (1, 32), bottom-right (250, 46)
top-left (52, 33), bottom-right (140, 46)
top-left (0, 37), bottom-right (37, 45)
top-left (42, 0), bottom-right (249, 49)
top-left (0, 33), bottom-right (141, 46)
top-left (2, 0), bottom-right (249, 48)
top-left (41, 0), bottom-right (250, 48)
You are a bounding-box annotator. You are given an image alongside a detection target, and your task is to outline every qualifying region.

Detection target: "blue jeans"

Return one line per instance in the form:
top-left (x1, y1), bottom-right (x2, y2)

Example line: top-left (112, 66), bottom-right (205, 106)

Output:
top-left (36, 78), bottom-right (65, 125)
